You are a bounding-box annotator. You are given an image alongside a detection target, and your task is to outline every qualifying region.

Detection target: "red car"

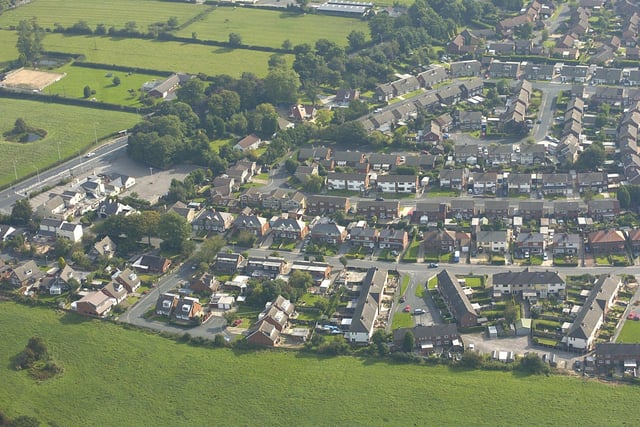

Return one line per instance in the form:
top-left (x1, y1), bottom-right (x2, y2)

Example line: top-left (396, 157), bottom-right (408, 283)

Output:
top-left (232, 319), bottom-right (242, 326)
top-left (403, 305), bottom-right (411, 313)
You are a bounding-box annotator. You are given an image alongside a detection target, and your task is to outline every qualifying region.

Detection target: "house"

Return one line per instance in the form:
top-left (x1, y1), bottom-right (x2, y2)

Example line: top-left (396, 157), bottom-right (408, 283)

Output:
top-left (209, 293), bottom-right (235, 311)
top-left (378, 228), bottom-right (408, 250)
top-left (521, 62), bottom-right (555, 81)
top-left (376, 174), bottom-right (418, 193)
top-left (155, 292), bottom-right (179, 317)
top-left (148, 74), bottom-right (181, 98)
top-left (551, 233), bottom-right (581, 255)
top-left (335, 89), bottom-right (360, 107)
top-left (412, 202), bottom-right (448, 224)
top-left (450, 199), bottom-right (477, 220)
top-left (188, 272), bottom-right (218, 294)
top-left (131, 254), bottom-right (171, 274)
top-left (326, 173), bottom-right (369, 192)
top-left (559, 65), bottom-right (589, 83)
top-left (476, 230), bottom-right (510, 253)
top-left (311, 222), bottom-right (347, 244)
top-left (393, 324), bottom-right (460, 353)
top-left (518, 201), bottom-right (545, 220)
top-left (566, 275), bottom-right (621, 351)
top-left (36, 195), bottom-right (66, 219)
top-left (553, 200), bottom-right (582, 219)
top-left (262, 189), bottom-right (306, 211)
top-left (458, 79), bottom-right (484, 99)
top-left (97, 199), bottom-right (135, 218)
top-left (488, 41), bottom-right (515, 55)
top-left (113, 268), bottom-right (141, 294)
top-left (306, 195), bottom-right (350, 216)
top-left (80, 178), bottom-right (105, 199)
top-left (454, 144), bottom-right (478, 165)
top-left (233, 214), bottom-right (269, 237)
top-left (289, 104), bottom-right (316, 121)
top-left (439, 168), bottom-right (468, 190)
top-left (449, 60), bottom-right (482, 78)
top-left (508, 173), bottom-right (533, 193)
top-left (214, 253), bottom-right (245, 274)
top-left (294, 163), bottom-right (319, 183)
top-left (74, 291), bottom-right (116, 317)
top-left (483, 200), bottom-right (511, 219)
top-left (417, 65), bottom-right (448, 88)
top-left (10, 260), bottom-right (43, 289)
top-left (541, 173), bottom-right (572, 195)
top-left (345, 267), bottom-right (387, 344)
top-left (519, 144), bottom-right (546, 165)
top-left (57, 222), bottom-right (83, 243)
top-left (436, 85), bottom-right (462, 106)
top-left (594, 343), bottom-right (640, 371)
top-left (332, 150), bottom-right (368, 169)
top-left (245, 257), bottom-right (287, 279)
top-left (290, 261), bottom-right (332, 283)
top-left (167, 201), bottom-right (197, 223)
top-left (588, 230), bottom-right (626, 254)
top-left (91, 236), bottom-right (116, 259)
top-left (39, 218), bottom-right (62, 237)
top-left (172, 296), bottom-right (203, 323)
top-left (488, 60), bottom-right (521, 79)
top-left (349, 225), bottom-right (379, 248)
top-left (192, 210), bottom-right (234, 233)
top-left (234, 134), bottom-right (262, 152)
top-left (101, 282), bottom-right (128, 305)
top-left (437, 269), bottom-right (477, 328)
top-left (470, 172), bottom-right (497, 194)
top-left (514, 232), bottom-right (546, 256)
top-left (247, 321), bottom-right (280, 347)
top-left (454, 110), bottom-right (483, 131)
top-left (422, 229), bottom-right (457, 253)
top-left (270, 217), bottom-right (308, 240)
top-left (391, 76), bottom-right (421, 97)
top-left (491, 268), bottom-right (565, 298)
top-left (587, 199), bottom-right (620, 220)
top-left (592, 67), bottom-right (623, 85)
top-left (356, 200), bottom-right (400, 219)
top-left (42, 265), bottom-right (78, 295)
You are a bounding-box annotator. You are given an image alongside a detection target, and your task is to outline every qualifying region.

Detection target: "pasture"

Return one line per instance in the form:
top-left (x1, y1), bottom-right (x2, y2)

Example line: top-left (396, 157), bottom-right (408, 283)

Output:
top-left (1, 303), bottom-right (640, 426)
top-left (0, 30), bottom-right (17, 64)
top-left (45, 63), bottom-right (164, 106)
top-left (43, 33), bottom-right (286, 76)
top-left (0, 0), bottom-right (204, 30)
top-left (177, 7), bottom-right (370, 49)
top-left (0, 99), bottom-right (140, 186)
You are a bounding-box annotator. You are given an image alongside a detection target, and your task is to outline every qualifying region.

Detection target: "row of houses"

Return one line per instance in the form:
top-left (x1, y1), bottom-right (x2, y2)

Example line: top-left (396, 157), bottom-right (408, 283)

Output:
top-left (72, 268), bottom-right (142, 318)
top-left (620, 101), bottom-right (640, 185)
top-left (557, 97), bottom-right (584, 164)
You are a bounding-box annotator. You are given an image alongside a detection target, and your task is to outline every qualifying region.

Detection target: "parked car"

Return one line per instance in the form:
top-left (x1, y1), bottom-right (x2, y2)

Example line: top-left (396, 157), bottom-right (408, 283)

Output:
top-left (403, 305), bottom-right (411, 312)
top-left (413, 308), bottom-right (426, 315)
top-left (428, 263), bottom-right (439, 268)
top-left (400, 295), bottom-right (406, 303)
top-left (232, 319), bottom-right (242, 326)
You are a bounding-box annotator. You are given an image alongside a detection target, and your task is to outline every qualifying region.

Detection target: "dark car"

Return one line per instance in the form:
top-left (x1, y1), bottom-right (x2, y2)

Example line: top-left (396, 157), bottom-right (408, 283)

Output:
top-left (428, 263), bottom-right (439, 268)
top-left (375, 197), bottom-right (384, 201)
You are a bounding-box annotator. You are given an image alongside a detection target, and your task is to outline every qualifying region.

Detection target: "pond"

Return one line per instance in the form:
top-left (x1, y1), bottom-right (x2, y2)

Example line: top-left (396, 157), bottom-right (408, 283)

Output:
top-left (24, 133), bottom-right (43, 142)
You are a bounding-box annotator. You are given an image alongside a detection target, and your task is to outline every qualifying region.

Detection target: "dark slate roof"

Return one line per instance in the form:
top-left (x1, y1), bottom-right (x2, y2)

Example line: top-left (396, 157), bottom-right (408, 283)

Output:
top-left (568, 275), bottom-right (620, 340)
top-left (492, 268), bottom-right (564, 287)
top-left (437, 269), bottom-right (475, 320)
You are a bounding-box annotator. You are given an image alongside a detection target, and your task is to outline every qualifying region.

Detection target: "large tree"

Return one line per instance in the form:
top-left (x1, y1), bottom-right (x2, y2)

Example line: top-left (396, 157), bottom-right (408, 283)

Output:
top-left (16, 18), bottom-right (44, 65)
top-left (263, 65), bottom-right (300, 105)
top-left (158, 211), bottom-right (192, 253)
top-left (11, 199), bottom-right (32, 226)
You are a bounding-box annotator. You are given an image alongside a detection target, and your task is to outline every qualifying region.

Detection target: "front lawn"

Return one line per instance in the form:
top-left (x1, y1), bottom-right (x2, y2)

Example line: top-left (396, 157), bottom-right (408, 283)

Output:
top-left (400, 275), bottom-right (410, 296)
top-left (427, 276), bottom-right (438, 290)
top-left (415, 283), bottom-right (426, 298)
top-left (391, 311), bottom-right (414, 330)
top-left (594, 255), bottom-right (611, 266)
top-left (378, 249), bottom-right (397, 262)
top-left (402, 239), bottom-right (420, 263)
top-left (426, 189), bottom-right (460, 198)
top-left (617, 319), bottom-right (640, 343)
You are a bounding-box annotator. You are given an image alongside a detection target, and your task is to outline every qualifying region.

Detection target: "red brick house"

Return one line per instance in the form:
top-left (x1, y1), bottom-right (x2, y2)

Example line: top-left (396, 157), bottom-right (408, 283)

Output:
top-left (588, 230), bottom-right (626, 254)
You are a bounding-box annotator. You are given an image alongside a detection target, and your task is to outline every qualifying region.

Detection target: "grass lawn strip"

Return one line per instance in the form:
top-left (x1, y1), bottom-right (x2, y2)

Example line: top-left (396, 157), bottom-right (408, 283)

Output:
top-left (617, 319), bottom-right (640, 343)
top-left (2, 302), bottom-right (640, 425)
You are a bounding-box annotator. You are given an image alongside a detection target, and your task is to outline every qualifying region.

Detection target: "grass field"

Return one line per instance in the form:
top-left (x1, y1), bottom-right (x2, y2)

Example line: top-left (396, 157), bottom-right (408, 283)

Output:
top-left (617, 319), bottom-right (640, 343)
top-left (0, 99), bottom-right (140, 186)
top-left (45, 63), bottom-right (164, 106)
top-left (42, 33), bottom-right (287, 77)
top-left (0, 30), bottom-right (17, 64)
top-left (2, 303), bottom-right (640, 425)
top-left (177, 8), bottom-right (369, 49)
top-left (0, 0), bottom-right (204, 30)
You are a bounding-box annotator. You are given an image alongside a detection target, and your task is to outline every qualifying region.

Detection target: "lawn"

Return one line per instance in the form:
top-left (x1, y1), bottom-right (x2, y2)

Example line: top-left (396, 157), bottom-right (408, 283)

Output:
top-left (42, 33), bottom-right (287, 77)
top-left (43, 63), bottom-right (164, 106)
top-left (427, 188), bottom-right (460, 197)
top-left (427, 276), bottom-right (438, 290)
top-left (400, 274), bottom-right (410, 296)
top-left (415, 283), bottom-right (426, 298)
top-left (2, 303), bottom-right (640, 425)
top-left (177, 8), bottom-right (369, 49)
top-left (0, 98), bottom-right (140, 187)
top-left (0, 30), bottom-right (18, 65)
top-left (617, 319), bottom-right (640, 343)
top-left (391, 311), bottom-right (413, 330)
top-left (0, 0), bottom-right (204, 29)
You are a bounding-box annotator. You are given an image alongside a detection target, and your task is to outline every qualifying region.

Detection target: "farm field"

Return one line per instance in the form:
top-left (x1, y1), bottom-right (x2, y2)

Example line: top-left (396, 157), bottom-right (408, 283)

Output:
top-left (0, 99), bottom-right (140, 187)
top-left (0, 30), bottom-right (17, 64)
top-left (45, 63), bottom-right (165, 106)
top-left (0, 0), bottom-right (204, 30)
top-left (617, 319), bottom-right (640, 343)
top-left (2, 303), bottom-right (640, 426)
top-left (177, 8), bottom-right (369, 49)
top-left (42, 33), bottom-right (287, 77)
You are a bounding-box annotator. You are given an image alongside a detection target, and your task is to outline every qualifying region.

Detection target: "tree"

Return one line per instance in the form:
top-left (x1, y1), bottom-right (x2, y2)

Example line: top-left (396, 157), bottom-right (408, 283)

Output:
top-left (575, 144), bottom-right (605, 171)
top-left (236, 230), bottom-right (257, 248)
top-left (303, 174), bottom-right (324, 193)
top-left (339, 256), bottom-right (348, 269)
top-left (263, 66), bottom-right (300, 105)
top-left (617, 186), bottom-right (631, 209)
top-left (515, 22), bottom-right (533, 39)
top-left (518, 352), bottom-right (550, 375)
top-left (288, 270), bottom-right (313, 291)
top-left (83, 85), bottom-right (91, 98)
top-left (13, 118), bottom-right (28, 134)
top-left (284, 157), bottom-right (299, 174)
top-left (112, 76), bottom-right (121, 86)
top-left (11, 199), bottom-right (32, 226)
top-left (158, 211), bottom-right (191, 253)
top-left (504, 299), bottom-right (518, 325)
top-left (402, 331), bottom-right (415, 353)
top-left (16, 18), bottom-right (44, 65)
top-left (229, 32), bottom-right (242, 47)
top-left (192, 235), bottom-right (226, 265)
top-left (347, 30), bottom-right (366, 51)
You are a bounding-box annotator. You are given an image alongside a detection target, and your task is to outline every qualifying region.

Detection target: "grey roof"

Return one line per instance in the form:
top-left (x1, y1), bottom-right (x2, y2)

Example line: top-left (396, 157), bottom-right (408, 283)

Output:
top-left (393, 323), bottom-right (459, 346)
top-left (476, 230), bottom-right (508, 243)
top-left (12, 260), bottom-right (43, 283)
top-left (312, 222), bottom-right (344, 235)
top-left (553, 233), bottom-right (581, 246)
top-left (378, 228), bottom-right (405, 240)
top-left (450, 199), bottom-right (475, 210)
top-left (516, 232), bottom-right (545, 244)
top-left (93, 236), bottom-right (116, 256)
top-left (437, 269), bottom-right (475, 321)
top-left (568, 275), bottom-right (620, 340)
top-left (234, 214), bottom-right (267, 229)
top-left (349, 268), bottom-right (386, 335)
top-left (492, 268), bottom-right (564, 287)
top-left (594, 343), bottom-right (640, 357)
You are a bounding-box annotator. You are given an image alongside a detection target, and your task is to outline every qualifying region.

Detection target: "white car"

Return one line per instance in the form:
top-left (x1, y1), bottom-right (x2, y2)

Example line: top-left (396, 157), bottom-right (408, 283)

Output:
top-left (85, 152), bottom-right (96, 158)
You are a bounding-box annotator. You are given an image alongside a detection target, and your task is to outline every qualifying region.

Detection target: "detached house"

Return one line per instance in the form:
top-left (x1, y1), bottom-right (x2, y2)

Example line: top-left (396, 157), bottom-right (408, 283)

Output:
top-left (91, 236), bottom-right (116, 259)
top-left (113, 268), bottom-right (141, 294)
top-left (192, 210), bottom-right (234, 233)
top-left (10, 260), bottom-right (43, 289)
top-left (132, 254), bottom-right (171, 274)
top-left (234, 134), bottom-right (262, 152)
top-left (75, 291), bottom-right (116, 318)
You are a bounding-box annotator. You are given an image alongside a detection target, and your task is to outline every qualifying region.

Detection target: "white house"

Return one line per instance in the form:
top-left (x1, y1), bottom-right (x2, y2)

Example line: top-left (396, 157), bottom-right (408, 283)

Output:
top-left (57, 222), bottom-right (83, 243)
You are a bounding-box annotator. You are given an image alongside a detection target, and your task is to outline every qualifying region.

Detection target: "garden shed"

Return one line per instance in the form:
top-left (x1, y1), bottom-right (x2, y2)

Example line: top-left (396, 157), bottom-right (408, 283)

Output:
top-left (488, 326), bottom-right (498, 339)
top-left (515, 318), bottom-right (531, 336)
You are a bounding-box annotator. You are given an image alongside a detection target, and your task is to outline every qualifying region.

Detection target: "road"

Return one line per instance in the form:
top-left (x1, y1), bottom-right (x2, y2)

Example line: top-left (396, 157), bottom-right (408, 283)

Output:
top-left (0, 136), bottom-right (129, 214)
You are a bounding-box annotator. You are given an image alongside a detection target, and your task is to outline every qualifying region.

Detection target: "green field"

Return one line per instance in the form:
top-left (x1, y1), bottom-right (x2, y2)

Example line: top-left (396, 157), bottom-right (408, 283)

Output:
top-left (42, 33), bottom-right (287, 76)
top-left (2, 303), bottom-right (640, 426)
top-left (0, 30), bottom-right (17, 64)
top-left (45, 63), bottom-right (164, 106)
top-left (0, 99), bottom-right (140, 186)
top-left (0, 0), bottom-right (204, 30)
top-left (177, 8), bottom-right (369, 49)
top-left (617, 319), bottom-right (640, 343)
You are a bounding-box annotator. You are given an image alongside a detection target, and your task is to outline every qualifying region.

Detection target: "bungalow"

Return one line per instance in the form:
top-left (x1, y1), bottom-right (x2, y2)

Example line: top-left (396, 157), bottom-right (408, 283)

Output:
top-left (298, 146), bottom-right (332, 162)
top-left (588, 230), bottom-right (626, 254)
top-left (310, 222), bottom-right (347, 244)
top-left (148, 74), bottom-right (181, 98)
top-left (491, 268), bottom-right (565, 297)
top-left (306, 195), bottom-right (350, 216)
top-left (131, 254), bottom-right (171, 274)
top-left (378, 228), bottom-right (408, 250)
top-left (326, 173), bottom-right (369, 192)
top-left (437, 269), bottom-right (477, 328)
top-left (233, 214), bottom-right (269, 237)
top-left (75, 291), bottom-right (116, 318)
top-left (476, 230), bottom-right (510, 253)
top-left (214, 253), bottom-right (245, 274)
top-left (234, 134), bottom-right (262, 152)
top-left (270, 217), bottom-right (309, 241)
top-left (192, 210), bottom-right (235, 233)
top-left (356, 200), bottom-right (400, 219)
top-left (566, 275), bottom-right (621, 351)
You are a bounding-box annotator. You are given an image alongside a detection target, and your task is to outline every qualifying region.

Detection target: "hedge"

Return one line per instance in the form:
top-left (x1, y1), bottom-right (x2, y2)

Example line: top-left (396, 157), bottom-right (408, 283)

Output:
top-left (72, 61), bottom-right (173, 77)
